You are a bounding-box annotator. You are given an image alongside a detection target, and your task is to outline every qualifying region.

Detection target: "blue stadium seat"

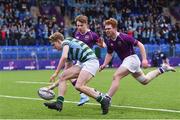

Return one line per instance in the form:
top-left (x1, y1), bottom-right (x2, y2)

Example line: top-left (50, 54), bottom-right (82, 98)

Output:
top-left (1, 44), bottom-right (179, 60)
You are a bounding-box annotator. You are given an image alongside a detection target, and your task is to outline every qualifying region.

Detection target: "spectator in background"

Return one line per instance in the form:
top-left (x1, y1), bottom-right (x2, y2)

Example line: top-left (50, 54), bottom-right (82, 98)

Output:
top-left (29, 28), bottom-right (36, 45)
top-left (149, 27), bottom-right (156, 44)
top-left (168, 26), bottom-right (177, 46)
top-left (152, 50), bottom-right (169, 67)
top-left (1, 25), bottom-right (6, 45)
top-left (0, 0), bottom-right (179, 46)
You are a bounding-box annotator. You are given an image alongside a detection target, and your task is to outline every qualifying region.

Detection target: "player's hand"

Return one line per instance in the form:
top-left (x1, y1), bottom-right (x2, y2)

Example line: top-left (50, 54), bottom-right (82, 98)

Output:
top-left (99, 64), bottom-right (106, 72)
top-left (141, 59), bottom-right (149, 68)
top-left (50, 73), bottom-right (58, 82)
top-left (96, 38), bottom-right (104, 48)
top-left (98, 38), bottom-right (103, 44)
top-left (47, 82), bottom-right (56, 90)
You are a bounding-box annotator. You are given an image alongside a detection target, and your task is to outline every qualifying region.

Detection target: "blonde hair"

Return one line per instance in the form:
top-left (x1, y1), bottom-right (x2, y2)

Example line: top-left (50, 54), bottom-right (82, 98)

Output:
top-left (75, 15), bottom-right (88, 24)
top-left (104, 18), bottom-right (118, 28)
top-left (49, 32), bottom-right (64, 42)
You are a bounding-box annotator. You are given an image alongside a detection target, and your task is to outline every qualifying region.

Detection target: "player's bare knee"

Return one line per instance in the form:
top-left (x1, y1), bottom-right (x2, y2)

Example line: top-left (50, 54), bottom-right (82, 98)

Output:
top-left (59, 74), bottom-right (66, 81)
top-left (140, 80), bottom-right (148, 85)
top-left (74, 84), bottom-right (82, 91)
top-left (73, 70), bottom-right (80, 77)
top-left (112, 74), bottom-right (121, 81)
top-left (136, 75), bottom-right (149, 85)
top-left (74, 73), bottom-right (79, 78)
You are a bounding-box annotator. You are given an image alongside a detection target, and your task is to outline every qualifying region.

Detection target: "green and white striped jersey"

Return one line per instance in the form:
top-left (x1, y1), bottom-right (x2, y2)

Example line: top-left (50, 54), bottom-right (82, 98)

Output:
top-left (62, 37), bottom-right (97, 62)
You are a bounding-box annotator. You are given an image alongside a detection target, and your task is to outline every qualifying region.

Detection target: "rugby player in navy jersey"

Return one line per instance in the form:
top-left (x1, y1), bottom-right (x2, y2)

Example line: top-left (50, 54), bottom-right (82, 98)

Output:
top-left (99, 18), bottom-right (175, 112)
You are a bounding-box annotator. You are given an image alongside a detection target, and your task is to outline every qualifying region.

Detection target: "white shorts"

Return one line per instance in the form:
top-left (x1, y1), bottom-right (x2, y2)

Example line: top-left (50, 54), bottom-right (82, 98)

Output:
top-left (121, 54), bottom-right (141, 73)
top-left (75, 59), bottom-right (99, 76)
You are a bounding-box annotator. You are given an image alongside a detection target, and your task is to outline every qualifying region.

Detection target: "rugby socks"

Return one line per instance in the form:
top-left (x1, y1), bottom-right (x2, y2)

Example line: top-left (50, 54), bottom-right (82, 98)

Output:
top-left (158, 67), bottom-right (164, 73)
top-left (57, 96), bottom-right (64, 104)
top-left (94, 88), bottom-right (102, 96)
top-left (96, 93), bottom-right (112, 103)
top-left (96, 95), bottom-right (104, 103)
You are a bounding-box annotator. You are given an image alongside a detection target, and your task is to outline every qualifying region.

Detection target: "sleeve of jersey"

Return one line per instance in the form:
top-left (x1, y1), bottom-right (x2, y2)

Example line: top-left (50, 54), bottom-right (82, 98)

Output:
top-left (92, 32), bottom-right (100, 42)
top-left (74, 32), bottom-right (78, 38)
top-left (62, 40), bottom-right (70, 47)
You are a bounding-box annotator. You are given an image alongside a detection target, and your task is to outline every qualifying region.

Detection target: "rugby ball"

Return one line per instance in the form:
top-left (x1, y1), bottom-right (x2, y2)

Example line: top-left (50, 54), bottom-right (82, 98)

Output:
top-left (38, 87), bottom-right (55, 100)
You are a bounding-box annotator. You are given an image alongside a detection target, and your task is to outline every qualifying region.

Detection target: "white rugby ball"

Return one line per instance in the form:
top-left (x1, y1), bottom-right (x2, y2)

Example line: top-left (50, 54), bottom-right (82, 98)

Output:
top-left (38, 87), bottom-right (55, 100)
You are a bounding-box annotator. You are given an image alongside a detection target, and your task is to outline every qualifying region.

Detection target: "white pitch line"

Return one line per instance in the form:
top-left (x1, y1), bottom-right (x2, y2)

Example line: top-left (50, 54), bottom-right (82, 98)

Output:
top-left (16, 81), bottom-right (51, 85)
top-left (0, 94), bottom-right (180, 114)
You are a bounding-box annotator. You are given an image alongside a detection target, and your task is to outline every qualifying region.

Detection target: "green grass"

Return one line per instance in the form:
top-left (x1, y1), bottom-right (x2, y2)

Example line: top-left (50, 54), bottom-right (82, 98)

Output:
top-left (0, 68), bottom-right (180, 119)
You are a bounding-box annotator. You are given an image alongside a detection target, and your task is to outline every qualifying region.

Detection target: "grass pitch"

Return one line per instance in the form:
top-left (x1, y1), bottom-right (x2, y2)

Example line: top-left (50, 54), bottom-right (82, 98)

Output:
top-left (0, 68), bottom-right (180, 119)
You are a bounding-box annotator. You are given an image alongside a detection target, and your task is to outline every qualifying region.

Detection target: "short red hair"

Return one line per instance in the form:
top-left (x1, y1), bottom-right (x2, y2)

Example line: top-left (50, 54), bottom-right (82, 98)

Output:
top-left (104, 18), bottom-right (118, 28)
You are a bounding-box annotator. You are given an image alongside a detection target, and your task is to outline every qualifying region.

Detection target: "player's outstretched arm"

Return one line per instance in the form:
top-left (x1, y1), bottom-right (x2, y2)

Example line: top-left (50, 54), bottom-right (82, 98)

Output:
top-left (50, 45), bottom-right (69, 82)
top-left (47, 61), bottom-right (73, 90)
top-left (137, 41), bottom-right (148, 68)
top-left (96, 38), bottom-right (107, 48)
top-left (99, 53), bottom-right (113, 72)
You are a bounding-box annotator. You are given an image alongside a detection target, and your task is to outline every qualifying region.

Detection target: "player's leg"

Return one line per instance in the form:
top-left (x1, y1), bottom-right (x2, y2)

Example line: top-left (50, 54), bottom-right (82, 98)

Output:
top-left (70, 61), bottom-right (89, 106)
top-left (74, 59), bottom-right (100, 98)
top-left (71, 78), bottom-right (89, 106)
top-left (44, 65), bottom-right (81, 111)
top-left (74, 59), bottom-right (111, 114)
top-left (75, 70), bottom-right (97, 98)
top-left (75, 69), bottom-right (110, 114)
top-left (58, 65), bottom-right (81, 96)
top-left (106, 66), bottom-right (130, 97)
top-left (100, 66), bottom-right (130, 114)
top-left (132, 64), bottom-right (176, 85)
top-left (105, 55), bottom-right (138, 98)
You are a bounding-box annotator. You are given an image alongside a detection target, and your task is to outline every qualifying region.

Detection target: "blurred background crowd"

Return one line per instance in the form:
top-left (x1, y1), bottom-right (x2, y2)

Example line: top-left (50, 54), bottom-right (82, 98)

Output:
top-left (0, 0), bottom-right (179, 46)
